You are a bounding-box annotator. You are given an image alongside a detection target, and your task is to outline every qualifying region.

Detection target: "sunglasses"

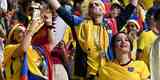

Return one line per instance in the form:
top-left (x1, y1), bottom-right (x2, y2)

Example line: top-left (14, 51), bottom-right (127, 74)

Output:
top-left (89, 2), bottom-right (101, 8)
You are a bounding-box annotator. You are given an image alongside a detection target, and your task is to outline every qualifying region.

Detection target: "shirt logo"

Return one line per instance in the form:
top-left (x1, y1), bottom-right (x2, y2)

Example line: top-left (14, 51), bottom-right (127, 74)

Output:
top-left (128, 67), bottom-right (134, 72)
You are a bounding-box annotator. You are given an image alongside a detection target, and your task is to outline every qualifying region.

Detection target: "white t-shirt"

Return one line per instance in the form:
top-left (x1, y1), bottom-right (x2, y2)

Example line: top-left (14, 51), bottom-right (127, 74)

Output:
top-left (52, 16), bottom-right (68, 46)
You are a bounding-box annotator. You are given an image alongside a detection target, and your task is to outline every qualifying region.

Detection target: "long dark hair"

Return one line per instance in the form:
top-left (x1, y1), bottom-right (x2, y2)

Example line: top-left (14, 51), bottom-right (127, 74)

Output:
top-left (111, 32), bottom-right (133, 59)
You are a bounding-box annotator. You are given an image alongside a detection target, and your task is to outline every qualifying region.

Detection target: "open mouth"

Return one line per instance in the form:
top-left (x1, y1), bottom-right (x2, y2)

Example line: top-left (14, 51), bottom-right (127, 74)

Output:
top-left (120, 44), bottom-right (128, 48)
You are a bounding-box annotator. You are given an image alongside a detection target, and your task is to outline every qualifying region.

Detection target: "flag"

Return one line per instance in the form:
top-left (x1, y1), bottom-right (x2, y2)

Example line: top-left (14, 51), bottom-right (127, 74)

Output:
top-left (20, 52), bottom-right (28, 80)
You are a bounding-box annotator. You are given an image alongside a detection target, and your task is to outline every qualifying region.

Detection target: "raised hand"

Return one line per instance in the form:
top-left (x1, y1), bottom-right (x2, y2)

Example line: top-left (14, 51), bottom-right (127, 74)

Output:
top-left (130, 0), bottom-right (138, 6)
top-left (48, 0), bottom-right (61, 10)
top-left (27, 17), bottom-right (44, 35)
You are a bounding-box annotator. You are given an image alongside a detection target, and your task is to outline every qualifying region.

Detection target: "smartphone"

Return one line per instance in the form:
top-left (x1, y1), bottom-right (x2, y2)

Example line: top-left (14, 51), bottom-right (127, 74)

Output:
top-left (27, 1), bottom-right (41, 30)
top-left (31, 1), bottom-right (41, 21)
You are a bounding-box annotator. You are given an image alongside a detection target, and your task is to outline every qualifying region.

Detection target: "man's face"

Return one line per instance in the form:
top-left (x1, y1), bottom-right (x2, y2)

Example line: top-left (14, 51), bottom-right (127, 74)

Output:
top-left (88, 1), bottom-right (104, 18)
top-left (127, 22), bottom-right (138, 33)
top-left (111, 8), bottom-right (121, 18)
top-left (42, 9), bottom-right (53, 26)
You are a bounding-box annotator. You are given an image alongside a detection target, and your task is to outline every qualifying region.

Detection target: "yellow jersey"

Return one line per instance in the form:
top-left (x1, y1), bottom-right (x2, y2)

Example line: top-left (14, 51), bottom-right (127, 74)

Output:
top-left (137, 30), bottom-right (158, 66)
